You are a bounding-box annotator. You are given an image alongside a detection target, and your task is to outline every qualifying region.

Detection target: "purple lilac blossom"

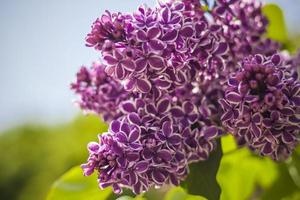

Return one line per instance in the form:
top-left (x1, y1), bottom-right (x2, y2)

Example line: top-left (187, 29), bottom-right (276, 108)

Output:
top-left (72, 0), bottom-right (300, 195)
top-left (71, 62), bottom-right (129, 122)
top-left (221, 54), bottom-right (300, 160)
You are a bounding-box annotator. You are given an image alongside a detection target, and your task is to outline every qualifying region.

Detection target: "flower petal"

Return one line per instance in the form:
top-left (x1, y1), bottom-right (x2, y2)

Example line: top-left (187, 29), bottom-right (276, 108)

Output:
top-left (136, 78), bottom-right (151, 93)
top-left (148, 55), bottom-right (165, 70)
top-left (147, 27), bottom-right (161, 39)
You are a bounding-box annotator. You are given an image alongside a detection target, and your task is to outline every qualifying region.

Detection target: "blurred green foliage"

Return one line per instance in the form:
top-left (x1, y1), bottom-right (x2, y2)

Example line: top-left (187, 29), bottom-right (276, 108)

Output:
top-left (0, 115), bottom-right (107, 200)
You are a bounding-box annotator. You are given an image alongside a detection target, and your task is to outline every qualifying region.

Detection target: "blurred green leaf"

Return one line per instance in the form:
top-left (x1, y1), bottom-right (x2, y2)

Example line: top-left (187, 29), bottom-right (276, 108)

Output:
top-left (164, 187), bottom-right (206, 200)
top-left (263, 4), bottom-right (288, 43)
top-left (218, 136), bottom-right (278, 200)
top-left (47, 166), bottom-right (112, 200)
top-left (181, 140), bottom-right (222, 200)
top-left (0, 115), bottom-right (107, 200)
top-left (221, 134), bottom-right (237, 154)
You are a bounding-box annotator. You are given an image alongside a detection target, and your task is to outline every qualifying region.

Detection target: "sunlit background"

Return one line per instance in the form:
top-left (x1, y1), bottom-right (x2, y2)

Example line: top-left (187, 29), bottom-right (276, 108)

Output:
top-left (0, 1), bottom-right (300, 200)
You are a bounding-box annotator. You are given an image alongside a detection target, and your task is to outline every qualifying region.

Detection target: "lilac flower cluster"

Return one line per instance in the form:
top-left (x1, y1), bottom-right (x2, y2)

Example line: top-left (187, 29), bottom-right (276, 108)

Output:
top-left (71, 62), bottom-right (129, 122)
top-left (221, 54), bottom-right (300, 160)
top-left (71, 0), bottom-right (300, 195)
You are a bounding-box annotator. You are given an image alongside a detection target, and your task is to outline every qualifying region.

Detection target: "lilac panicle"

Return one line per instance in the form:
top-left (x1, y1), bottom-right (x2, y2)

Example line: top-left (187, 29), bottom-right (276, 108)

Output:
top-left (221, 54), bottom-right (300, 160)
top-left (72, 0), bottom-right (300, 195)
top-left (71, 62), bottom-right (129, 122)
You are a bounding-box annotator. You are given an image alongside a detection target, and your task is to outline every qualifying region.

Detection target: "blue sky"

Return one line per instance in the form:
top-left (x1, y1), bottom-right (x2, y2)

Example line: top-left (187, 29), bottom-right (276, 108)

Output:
top-left (0, 0), bottom-right (299, 131)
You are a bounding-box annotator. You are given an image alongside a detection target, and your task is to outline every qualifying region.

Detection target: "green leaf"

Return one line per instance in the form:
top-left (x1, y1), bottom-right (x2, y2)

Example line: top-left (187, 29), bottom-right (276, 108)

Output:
top-left (217, 141), bottom-right (278, 200)
top-left (46, 166), bottom-right (112, 200)
top-left (262, 4), bottom-right (288, 43)
top-left (164, 187), bottom-right (207, 200)
top-left (181, 140), bottom-right (222, 200)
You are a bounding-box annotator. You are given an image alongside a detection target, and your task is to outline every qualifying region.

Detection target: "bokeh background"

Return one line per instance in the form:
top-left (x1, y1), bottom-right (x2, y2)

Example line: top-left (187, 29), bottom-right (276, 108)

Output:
top-left (0, 0), bottom-right (300, 200)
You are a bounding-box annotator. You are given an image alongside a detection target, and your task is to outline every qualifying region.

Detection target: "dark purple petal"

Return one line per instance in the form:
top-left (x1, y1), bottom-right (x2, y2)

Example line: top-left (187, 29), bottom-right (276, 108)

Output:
top-left (213, 42), bottom-right (228, 55)
top-left (161, 7), bottom-right (170, 23)
top-left (136, 79), bottom-right (151, 93)
top-left (226, 92), bottom-right (242, 104)
top-left (215, 6), bottom-right (226, 15)
top-left (170, 107), bottom-right (184, 118)
top-left (121, 123), bottom-right (131, 134)
top-left (282, 132), bottom-right (294, 143)
top-left (251, 123), bottom-right (262, 138)
top-left (142, 148), bottom-right (153, 159)
top-left (129, 171), bottom-right (138, 185)
top-left (133, 182), bottom-right (142, 194)
top-left (162, 121), bottom-right (172, 137)
top-left (110, 120), bottom-right (121, 133)
top-left (116, 132), bottom-right (128, 143)
top-left (87, 142), bottom-right (99, 153)
top-left (157, 98), bottom-right (170, 113)
top-left (180, 26), bottom-right (194, 37)
top-left (262, 142), bottom-right (273, 155)
top-left (148, 56), bottom-right (165, 70)
top-left (221, 111), bottom-right (233, 122)
top-left (136, 30), bottom-right (148, 41)
top-left (121, 101), bottom-right (136, 113)
top-left (183, 101), bottom-right (194, 113)
top-left (112, 142), bottom-right (123, 155)
top-left (162, 30), bottom-right (178, 42)
top-left (168, 134), bottom-right (182, 145)
top-left (128, 113), bottom-right (141, 125)
top-left (204, 126), bottom-right (219, 139)
top-left (115, 65), bottom-right (126, 79)
top-left (281, 107), bottom-right (295, 116)
top-left (291, 97), bottom-right (300, 106)
top-left (135, 161), bottom-right (149, 173)
top-left (146, 104), bottom-right (157, 115)
top-left (152, 170), bottom-right (165, 184)
top-left (147, 27), bottom-right (161, 39)
top-left (149, 39), bottom-right (166, 51)
top-left (271, 54), bottom-right (281, 65)
top-left (127, 152), bottom-right (140, 162)
top-left (104, 55), bottom-right (118, 65)
top-left (157, 149), bottom-right (172, 162)
top-left (121, 59), bottom-right (136, 71)
top-left (129, 129), bottom-right (140, 143)
top-left (252, 113), bottom-right (262, 124)
top-left (135, 58), bottom-right (148, 73)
